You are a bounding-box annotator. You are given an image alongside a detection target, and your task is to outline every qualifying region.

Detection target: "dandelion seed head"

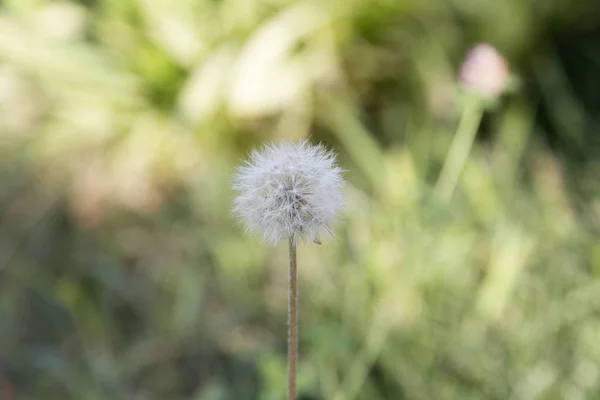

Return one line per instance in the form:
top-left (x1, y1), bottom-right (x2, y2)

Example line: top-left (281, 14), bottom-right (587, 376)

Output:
top-left (232, 141), bottom-right (345, 245)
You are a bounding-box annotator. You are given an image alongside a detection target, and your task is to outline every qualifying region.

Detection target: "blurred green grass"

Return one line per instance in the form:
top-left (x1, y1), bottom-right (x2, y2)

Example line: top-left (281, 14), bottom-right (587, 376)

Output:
top-left (1, 0), bottom-right (600, 399)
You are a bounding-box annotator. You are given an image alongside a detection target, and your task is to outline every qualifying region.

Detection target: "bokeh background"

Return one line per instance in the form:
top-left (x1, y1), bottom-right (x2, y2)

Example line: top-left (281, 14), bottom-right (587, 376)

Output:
top-left (1, 0), bottom-right (600, 399)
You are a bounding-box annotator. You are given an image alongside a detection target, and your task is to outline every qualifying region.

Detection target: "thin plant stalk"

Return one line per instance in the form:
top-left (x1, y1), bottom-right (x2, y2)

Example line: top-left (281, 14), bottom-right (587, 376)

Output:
top-left (435, 98), bottom-right (484, 201)
top-left (288, 237), bottom-right (298, 400)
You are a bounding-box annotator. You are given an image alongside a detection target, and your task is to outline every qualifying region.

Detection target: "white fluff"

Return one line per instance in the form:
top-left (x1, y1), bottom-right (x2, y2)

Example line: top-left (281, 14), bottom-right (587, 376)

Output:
top-left (233, 141), bottom-right (345, 245)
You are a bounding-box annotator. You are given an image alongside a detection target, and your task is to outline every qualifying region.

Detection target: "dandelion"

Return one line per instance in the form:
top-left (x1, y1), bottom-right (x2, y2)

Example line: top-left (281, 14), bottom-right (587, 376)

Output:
top-left (232, 140), bottom-right (345, 400)
top-left (233, 140), bottom-right (345, 245)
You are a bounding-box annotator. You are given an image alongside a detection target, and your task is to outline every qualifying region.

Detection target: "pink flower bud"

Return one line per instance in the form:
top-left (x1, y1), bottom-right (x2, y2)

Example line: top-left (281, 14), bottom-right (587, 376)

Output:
top-left (459, 43), bottom-right (509, 99)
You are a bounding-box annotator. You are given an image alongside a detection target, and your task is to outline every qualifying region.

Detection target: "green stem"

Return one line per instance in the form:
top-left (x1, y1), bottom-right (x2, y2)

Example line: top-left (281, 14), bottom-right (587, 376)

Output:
top-left (435, 99), bottom-right (484, 201)
top-left (288, 238), bottom-right (298, 400)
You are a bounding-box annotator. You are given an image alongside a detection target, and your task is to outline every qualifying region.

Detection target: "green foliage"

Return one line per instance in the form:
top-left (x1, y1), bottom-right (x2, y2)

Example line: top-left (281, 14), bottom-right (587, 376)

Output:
top-left (0, 0), bottom-right (599, 399)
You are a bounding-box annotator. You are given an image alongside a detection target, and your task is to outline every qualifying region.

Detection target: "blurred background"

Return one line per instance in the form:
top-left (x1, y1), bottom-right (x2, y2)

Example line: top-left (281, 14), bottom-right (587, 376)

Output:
top-left (1, 0), bottom-right (600, 399)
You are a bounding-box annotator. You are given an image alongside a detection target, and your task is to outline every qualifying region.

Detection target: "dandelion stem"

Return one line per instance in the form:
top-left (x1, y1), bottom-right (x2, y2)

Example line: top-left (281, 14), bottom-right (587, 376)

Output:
top-left (288, 237), bottom-right (298, 400)
top-left (435, 98), bottom-right (484, 201)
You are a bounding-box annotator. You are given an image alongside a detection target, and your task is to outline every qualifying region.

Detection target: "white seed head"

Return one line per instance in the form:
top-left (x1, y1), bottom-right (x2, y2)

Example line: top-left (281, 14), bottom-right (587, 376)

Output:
top-left (232, 141), bottom-right (345, 245)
